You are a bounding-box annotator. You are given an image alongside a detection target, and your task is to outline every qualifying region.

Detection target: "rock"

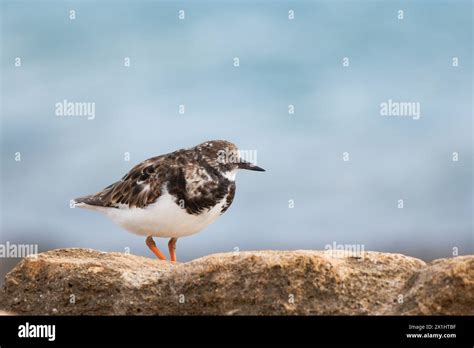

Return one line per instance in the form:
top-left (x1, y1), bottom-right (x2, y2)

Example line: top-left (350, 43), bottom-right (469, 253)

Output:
top-left (0, 248), bottom-right (471, 315)
top-left (394, 255), bottom-right (474, 315)
top-left (0, 310), bottom-right (14, 315)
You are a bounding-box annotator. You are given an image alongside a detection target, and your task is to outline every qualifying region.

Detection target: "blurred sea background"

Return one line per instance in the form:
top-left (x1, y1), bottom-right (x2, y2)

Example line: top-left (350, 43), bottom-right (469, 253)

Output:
top-left (1, 0), bottom-right (472, 284)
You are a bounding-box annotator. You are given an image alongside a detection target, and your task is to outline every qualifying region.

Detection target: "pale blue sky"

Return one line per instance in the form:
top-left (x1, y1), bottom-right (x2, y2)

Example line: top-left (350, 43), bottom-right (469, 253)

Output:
top-left (1, 1), bottom-right (472, 271)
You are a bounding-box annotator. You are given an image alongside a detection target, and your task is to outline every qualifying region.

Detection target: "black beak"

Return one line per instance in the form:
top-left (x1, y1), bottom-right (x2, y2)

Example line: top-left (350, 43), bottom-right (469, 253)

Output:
top-left (237, 161), bottom-right (265, 172)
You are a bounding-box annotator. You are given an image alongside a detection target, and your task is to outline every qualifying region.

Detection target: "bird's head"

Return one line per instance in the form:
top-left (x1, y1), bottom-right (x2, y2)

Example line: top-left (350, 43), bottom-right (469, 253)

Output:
top-left (196, 140), bottom-right (265, 180)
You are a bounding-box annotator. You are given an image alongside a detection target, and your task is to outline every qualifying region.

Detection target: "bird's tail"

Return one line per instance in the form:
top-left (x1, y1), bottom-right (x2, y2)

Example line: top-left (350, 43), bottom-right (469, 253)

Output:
top-left (73, 195), bottom-right (96, 209)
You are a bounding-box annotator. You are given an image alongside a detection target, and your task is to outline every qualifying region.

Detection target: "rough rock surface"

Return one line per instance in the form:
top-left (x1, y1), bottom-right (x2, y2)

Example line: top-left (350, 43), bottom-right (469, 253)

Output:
top-left (394, 255), bottom-right (474, 315)
top-left (0, 248), bottom-right (472, 315)
top-left (0, 310), bottom-right (14, 315)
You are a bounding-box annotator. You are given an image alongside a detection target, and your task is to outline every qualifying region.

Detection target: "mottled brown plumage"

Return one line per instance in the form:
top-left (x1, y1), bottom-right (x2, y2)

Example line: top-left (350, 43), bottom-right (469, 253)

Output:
top-left (74, 140), bottom-right (265, 261)
top-left (75, 140), bottom-right (259, 215)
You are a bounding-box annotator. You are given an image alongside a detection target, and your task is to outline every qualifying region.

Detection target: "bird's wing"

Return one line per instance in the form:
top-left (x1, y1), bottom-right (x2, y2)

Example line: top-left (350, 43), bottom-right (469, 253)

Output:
top-left (74, 155), bottom-right (169, 209)
top-left (75, 149), bottom-right (229, 212)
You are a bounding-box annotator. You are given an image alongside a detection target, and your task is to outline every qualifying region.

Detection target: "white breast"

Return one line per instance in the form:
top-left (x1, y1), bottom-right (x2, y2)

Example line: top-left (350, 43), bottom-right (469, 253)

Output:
top-left (101, 190), bottom-right (228, 238)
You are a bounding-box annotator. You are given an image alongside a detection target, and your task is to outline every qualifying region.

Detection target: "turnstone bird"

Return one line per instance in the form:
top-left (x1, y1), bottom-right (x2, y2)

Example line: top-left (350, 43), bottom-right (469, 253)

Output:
top-left (74, 140), bottom-right (265, 261)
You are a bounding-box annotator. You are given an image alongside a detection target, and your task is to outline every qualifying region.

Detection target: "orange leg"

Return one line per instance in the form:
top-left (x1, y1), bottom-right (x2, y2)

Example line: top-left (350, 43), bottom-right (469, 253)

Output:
top-left (146, 236), bottom-right (166, 260)
top-left (168, 238), bottom-right (178, 262)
